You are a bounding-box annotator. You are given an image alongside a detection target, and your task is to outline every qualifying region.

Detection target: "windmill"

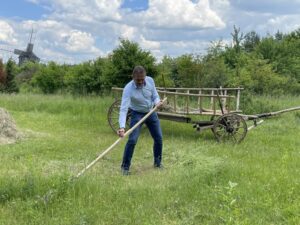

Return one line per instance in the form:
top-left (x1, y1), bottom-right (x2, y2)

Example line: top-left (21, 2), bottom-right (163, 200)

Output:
top-left (14, 29), bottom-right (40, 66)
top-left (0, 29), bottom-right (40, 66)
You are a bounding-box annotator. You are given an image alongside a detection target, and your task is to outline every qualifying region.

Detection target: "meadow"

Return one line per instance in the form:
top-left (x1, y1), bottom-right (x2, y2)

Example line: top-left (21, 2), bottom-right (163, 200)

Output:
top-left (0, 94), bottom-right (299, 225)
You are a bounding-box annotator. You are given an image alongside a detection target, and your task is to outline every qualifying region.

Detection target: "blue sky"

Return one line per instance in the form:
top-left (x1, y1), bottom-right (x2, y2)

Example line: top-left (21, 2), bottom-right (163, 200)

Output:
top-left (0, 0), bottom-right (300, 63)
top-left (0, 0), bottom-right (47, 20)
top-left (0, 0), bottom-right (148, 19)
top-left (121, 0), bottom-right (148, 11)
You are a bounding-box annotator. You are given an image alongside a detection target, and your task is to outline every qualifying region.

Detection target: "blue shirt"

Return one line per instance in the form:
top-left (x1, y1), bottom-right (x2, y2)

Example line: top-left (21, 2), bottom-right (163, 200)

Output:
top-left (119, 76), bottom-right (160, 128)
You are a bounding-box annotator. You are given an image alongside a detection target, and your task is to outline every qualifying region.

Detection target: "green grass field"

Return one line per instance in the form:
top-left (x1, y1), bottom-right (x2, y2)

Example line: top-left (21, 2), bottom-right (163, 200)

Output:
top-left (0, 94), bottom-right (299, 225)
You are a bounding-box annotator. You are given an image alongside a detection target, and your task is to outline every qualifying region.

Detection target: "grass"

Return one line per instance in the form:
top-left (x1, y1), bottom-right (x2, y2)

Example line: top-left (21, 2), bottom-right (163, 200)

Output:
top-left (0, 93), bottom-right (299, 225)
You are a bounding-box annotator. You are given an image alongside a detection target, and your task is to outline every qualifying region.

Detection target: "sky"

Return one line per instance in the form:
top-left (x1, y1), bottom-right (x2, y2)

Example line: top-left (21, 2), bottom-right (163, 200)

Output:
top-left (0, 0), bottom-right (300, 64)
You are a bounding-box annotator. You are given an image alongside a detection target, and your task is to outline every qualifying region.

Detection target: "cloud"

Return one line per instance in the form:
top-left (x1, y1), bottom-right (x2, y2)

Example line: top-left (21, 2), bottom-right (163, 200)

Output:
top-left (38, 0), bottom-right (123, 23)
top-left (65, 30), bottom-right (100, 54)
top-left (9, 0), bottom-right (227, 60)
top-left (132, 0), bottom-right (225, 30)
top-left (140, 35), bottom-right (161, 50)
top-left (0, 19), bottom-right (102, 63)
top-left (2, 0), bottom-right (300, 63)
top-left (0, 20), bottom-right (18, 45)
top-left (259, 15), bottom-right (300, 34)
top-left (230, 0), bottom-right (300, 14)
top-left (119, 24), bottom-right (137, 40)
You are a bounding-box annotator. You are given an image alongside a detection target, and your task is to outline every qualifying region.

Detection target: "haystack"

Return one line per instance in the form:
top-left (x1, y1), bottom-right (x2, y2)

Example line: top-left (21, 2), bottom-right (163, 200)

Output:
top-left (0, 108), bottom-right (21, 145)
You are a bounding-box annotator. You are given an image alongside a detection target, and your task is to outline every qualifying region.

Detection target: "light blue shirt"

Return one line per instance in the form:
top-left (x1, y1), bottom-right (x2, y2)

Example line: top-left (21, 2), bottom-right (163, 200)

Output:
top-left (119, 76), bottom-right (160, 128)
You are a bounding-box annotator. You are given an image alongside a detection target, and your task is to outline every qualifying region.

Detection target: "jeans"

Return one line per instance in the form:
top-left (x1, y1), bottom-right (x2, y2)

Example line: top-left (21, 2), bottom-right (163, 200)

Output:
top-left (121, 110), bottom-right (163, 170)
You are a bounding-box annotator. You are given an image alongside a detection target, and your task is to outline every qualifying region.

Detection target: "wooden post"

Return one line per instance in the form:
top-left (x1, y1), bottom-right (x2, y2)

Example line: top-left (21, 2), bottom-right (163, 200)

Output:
top-left (219, 86), bottom-right (224, 112)
top-left (213, 96), bottom-right (216, 115)
top-left (198, 90), bottom-right (202, 113)
top-left (236, 88), bottom-right (240, 111)
top-left (224, 90), bottom-right (227, 111)
top-left (186, 90), bottom-right (190, 114)
top-left (175, 90), bottom-right (178, 112)
top-left (174, 93), bottom-right (176, 113)
top-left (210, 90), bottom-right (214, 110)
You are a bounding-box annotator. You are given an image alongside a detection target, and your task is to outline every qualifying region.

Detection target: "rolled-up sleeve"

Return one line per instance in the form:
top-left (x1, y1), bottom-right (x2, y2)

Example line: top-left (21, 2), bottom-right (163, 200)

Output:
top-left (119, 86), bottom-right (131, 128)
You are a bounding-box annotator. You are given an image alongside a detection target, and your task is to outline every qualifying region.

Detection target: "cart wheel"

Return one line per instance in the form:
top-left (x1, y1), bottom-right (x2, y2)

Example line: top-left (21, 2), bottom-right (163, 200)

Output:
top-left (213, 113), bottom-right (247, 143)
top-left (107, 99), bottom-right (131, 134)
top-left (210, 115), bottom-right (219, 133)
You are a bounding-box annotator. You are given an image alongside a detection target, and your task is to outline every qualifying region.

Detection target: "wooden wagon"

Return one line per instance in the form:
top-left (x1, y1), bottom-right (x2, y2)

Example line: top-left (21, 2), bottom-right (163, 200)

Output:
top-left (107, 86), bottom-right (258, 143)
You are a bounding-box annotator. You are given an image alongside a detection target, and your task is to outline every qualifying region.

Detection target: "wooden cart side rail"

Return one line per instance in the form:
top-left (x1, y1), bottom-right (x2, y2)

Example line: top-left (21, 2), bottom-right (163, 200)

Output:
top-left (156, 87), bottom-right (244, 91)
top-left (111, 87), bottom-right (235, 99)
top-left (157, 90), bottom-right (235, 98)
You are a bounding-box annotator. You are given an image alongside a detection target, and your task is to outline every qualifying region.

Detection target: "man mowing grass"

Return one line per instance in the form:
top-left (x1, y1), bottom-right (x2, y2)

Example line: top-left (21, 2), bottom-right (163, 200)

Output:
top-left (118, 66), bottom-right (164, 175)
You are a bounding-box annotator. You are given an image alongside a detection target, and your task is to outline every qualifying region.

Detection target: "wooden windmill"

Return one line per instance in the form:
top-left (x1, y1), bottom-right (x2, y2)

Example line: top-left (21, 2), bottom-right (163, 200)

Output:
top-left (14, 29), bottom-right (40, 65)
top-left (0, 29), bottom-right (40, 65)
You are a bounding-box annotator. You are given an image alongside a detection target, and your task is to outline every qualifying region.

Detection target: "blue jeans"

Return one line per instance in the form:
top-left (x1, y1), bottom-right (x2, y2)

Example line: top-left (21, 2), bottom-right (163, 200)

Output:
top-left (121, 110), bottom-right (163, 170)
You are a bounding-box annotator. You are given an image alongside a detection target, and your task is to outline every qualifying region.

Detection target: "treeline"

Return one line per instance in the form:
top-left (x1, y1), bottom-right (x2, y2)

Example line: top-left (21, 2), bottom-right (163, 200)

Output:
top-left (1, 27), bottom-right (300, 95)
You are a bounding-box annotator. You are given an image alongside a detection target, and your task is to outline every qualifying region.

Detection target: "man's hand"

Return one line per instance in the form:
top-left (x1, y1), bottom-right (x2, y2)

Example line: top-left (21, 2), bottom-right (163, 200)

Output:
top-left (155, 100), bottom-right (164, 109)
top-left (117, 128), bottom-right (125, 137)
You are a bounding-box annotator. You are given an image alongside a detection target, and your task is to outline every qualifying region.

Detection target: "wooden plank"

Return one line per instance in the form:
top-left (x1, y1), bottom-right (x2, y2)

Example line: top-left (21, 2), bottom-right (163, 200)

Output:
top-left (111, 87), bottom-right (235, 98)
top-left (157, 111), bottom-right (191, 118)
top-left (157, 90), bottom-right (235, 98)
top-left (156, 87), bottom-right (244, 91)
top-left (157, 112), bottom-right (191, 123)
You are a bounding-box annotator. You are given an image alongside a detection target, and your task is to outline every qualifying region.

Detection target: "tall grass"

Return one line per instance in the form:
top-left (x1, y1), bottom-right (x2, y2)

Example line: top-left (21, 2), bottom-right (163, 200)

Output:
top-left (0, 94), bottom-right (299, 224)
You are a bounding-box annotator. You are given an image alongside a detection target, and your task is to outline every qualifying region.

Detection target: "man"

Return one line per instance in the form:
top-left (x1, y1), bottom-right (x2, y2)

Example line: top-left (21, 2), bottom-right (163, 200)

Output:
top-left (118, 66), bottom-right (163, 175)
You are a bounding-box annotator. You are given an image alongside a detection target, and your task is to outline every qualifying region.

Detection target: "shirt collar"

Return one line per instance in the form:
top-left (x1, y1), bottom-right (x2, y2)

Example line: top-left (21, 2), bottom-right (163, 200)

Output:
top-left (133, 79), bottom-right (147, 89)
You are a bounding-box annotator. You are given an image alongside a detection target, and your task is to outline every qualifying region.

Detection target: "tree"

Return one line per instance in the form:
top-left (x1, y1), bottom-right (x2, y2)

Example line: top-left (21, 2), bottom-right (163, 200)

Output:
top-left (17, 61), bottom-right (41, 83)
top-left (224, 26), bottom-right (246, 78)
top-left (202, 57), bottom-right (229, 88)
top-left (231, 25), bottom-right (244, 54)
top-left (155, 56), bottom-right (175, 88)
top-left (230, 57), bottom-right (289, 95)
top-left (275, 30), bottom-right (283, 41)
top-left (0, 59), bottom-right (6, 91)
top-left (109, 39), bottom-right (157, 87)
top-left (31, 62), bottom-right (65, 94)
top-left (256, 36), bottom-right (278, 61)
top-left (64, 58), bottom-right (108, 95)
top-left (243, 31), bottom-right (260, 52)
top-left (4, 58), bottom-right (19, 93)
top-left (175, 54), bottom-right (203, 87)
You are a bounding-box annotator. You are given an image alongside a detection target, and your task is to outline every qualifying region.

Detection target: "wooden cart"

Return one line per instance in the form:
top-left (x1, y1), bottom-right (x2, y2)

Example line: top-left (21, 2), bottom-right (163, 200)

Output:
top-left (107, 87), bottom-right (254, 143)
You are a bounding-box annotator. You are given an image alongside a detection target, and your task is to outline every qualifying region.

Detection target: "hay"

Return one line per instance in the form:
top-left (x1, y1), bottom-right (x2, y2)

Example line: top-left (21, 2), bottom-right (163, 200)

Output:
top-left (0, 108), bottom-right (22, 145)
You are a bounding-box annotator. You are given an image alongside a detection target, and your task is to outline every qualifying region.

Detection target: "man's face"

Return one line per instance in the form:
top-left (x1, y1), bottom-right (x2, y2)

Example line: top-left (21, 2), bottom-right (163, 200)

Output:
top-left (133, 72), bottom-right (145, 87)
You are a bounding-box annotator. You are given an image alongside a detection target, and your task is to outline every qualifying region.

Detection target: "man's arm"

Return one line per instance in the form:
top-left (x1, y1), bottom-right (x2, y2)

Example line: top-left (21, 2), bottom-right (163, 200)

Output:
top-left (149, 77), bottom-right (160, 105)
top-left (118, 85), bottom-right (130, 137)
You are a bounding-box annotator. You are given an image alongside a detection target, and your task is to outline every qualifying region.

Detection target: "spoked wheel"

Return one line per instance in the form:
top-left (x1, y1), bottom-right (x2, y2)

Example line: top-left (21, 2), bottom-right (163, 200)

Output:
top-left (107, 99), bottom-right (131, 134)
top-left (213, 113), bottom-right (247, 143)
top-left (210, 115), bottom-right (219, 133)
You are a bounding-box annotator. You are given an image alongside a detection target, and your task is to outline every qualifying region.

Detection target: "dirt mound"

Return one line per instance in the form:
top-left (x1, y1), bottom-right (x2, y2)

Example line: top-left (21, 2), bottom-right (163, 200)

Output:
top-left (0, 108), bottom-right (21, 145)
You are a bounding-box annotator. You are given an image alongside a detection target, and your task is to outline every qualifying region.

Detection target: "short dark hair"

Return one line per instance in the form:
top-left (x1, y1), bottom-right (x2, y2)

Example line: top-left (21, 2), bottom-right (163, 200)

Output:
top-left (132, 66), bottom-right (146, 76)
